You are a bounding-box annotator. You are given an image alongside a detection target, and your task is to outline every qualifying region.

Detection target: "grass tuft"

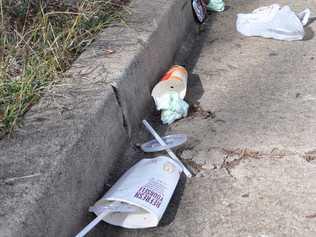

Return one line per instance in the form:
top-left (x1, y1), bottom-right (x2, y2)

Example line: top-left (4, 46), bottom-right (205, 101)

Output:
top-left (0, 0), bottom-right (129, 138)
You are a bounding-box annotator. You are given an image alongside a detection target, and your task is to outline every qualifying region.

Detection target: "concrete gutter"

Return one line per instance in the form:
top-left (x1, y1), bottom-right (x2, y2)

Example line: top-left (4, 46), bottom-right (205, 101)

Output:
top-left (0, 0), bottom-right (195, 236)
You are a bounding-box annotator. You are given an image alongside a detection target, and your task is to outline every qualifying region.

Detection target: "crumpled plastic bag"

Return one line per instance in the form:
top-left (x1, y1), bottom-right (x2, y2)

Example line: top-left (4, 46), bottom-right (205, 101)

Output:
top-left (155, 92), bottom-right (189, 125)
top-left (207, 0), bottom-right (225, 12)
top-left (236, 4), bottom-right (311, 41)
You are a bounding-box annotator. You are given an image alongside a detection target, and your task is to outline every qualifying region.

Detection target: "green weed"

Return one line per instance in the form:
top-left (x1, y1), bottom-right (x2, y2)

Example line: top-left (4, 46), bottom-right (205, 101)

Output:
top-left (0, 0), bottom-right (129, 138)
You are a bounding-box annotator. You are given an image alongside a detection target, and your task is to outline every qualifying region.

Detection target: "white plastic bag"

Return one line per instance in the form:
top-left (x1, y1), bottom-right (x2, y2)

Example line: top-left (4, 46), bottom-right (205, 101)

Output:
top-left (236, 4), bottom-right (311, 41)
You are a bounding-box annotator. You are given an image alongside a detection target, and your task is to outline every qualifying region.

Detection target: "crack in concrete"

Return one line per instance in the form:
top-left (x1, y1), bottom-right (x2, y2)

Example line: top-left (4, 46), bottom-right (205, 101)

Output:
top-left (221, 148), bottom-right (287, 170)
top-left (179, 146), bottom-right (298, 178)
top-left (303, 149), bottom-right (316, 162)
top-left (221, 148), bottom-right (262, 170)
top-left (111, 85), bottom-right (129, 137)
top-left (188, 103), bottom-right (216, 120)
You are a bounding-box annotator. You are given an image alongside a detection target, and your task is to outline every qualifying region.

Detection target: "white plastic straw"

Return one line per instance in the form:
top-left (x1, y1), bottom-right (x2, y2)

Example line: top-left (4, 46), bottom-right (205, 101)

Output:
top-left (75, 201), bottom-right (123, 237)
top-left (75, 209), bottom-right (110, 237)
top-left (142, 120), bottom-right (192, 178)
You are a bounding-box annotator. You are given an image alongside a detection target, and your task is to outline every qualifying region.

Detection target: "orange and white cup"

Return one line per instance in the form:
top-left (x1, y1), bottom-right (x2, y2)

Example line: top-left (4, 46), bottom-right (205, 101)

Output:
top-left (151, 65), bottom-right (188, 104)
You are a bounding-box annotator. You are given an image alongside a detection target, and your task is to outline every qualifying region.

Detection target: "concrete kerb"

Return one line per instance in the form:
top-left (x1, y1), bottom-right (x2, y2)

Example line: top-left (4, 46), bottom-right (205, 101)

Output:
top-left (0, 0), bottom-right (195, 236)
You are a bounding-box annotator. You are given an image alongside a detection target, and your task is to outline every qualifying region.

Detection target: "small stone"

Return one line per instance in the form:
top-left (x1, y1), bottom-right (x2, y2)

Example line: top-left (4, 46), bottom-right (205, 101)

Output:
top-left (225, 154), bottom-right (240, 164)
top-left (269, 52), bottom-right (278, 57)
top-left (222, 200), bottom-right (232, 207)
top-left (208, 149), bottom-right (225, 167)
top-left (181, 150), bottom-right (195, 160)
top-left (195, 171), bottom-right (206, 178)
top-left (193, 151), bottom-right (209, 166)
top-left (202, 162), bottom-right (216, 170)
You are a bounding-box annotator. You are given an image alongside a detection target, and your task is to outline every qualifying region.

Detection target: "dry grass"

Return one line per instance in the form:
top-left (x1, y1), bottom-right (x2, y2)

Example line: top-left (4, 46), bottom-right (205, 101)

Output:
top-left (0, 0), bottom-right (129, 138)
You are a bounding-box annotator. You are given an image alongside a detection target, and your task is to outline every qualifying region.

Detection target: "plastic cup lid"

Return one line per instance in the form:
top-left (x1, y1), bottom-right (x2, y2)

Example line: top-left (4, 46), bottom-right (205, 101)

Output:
top-left (141, 134), bottom-right (187, 152)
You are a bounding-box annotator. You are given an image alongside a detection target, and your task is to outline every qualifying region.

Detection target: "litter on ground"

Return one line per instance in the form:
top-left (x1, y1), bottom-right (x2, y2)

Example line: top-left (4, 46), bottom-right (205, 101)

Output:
top-left (236, 4), bottom-right (311, 41)
top-left (75, 156), bottom-right (182, 237)
top-left (141, 134), bottom-right (187, 153)
top-left (75, 121), bottom-right (191, 237)
top-left (152, 65), bottom-right (189, 125)
top-left (192, 0), bottom-right (207, 23)
top-left (207, 0), bottom-right (225, 12)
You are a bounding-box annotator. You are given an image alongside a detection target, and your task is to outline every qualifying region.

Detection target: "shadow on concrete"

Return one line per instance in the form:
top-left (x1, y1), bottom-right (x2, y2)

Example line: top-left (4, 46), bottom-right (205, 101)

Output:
top-left (90, 11), bottom-right (219, 237)
top-left (159, 174), bottom-right (187, 226)
top-left (224, 5), bottom-right (231, 11)
top-left (186, 73), bottom-right (204, 105)
top-left (304, 27), bottom-right (314, 41)
top-left (174, 12), bottom-right (219, 107)
top-left (306, 17), bottom-right (316, 27)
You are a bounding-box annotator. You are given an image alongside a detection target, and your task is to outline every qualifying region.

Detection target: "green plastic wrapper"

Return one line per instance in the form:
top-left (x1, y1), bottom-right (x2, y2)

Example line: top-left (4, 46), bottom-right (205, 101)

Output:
top-left (159, 92), bottom-right (189, 125)
top-left (207, 0), bottom-right (225, 12)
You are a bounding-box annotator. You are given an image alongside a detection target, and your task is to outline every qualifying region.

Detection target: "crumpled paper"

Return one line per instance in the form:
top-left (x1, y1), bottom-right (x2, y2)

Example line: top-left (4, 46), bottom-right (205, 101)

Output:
top-left (155, 92), bottom-right (189, 125)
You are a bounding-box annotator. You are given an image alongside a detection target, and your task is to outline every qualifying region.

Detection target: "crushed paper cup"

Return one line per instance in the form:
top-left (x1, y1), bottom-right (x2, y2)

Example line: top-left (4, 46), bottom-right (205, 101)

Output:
top-left (89, 156), bottom-right (182, 229)
top-left (151, 65), bottom-right (189, 124)
top-left (152, 65), bottom-right (188, 102)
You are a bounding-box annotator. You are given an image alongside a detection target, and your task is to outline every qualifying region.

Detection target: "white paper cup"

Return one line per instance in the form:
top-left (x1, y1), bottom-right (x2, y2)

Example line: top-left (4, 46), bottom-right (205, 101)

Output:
top-left (89, 156), bottom-right (182, 229)
top-left (152, 65), bottom-right (188, 101)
